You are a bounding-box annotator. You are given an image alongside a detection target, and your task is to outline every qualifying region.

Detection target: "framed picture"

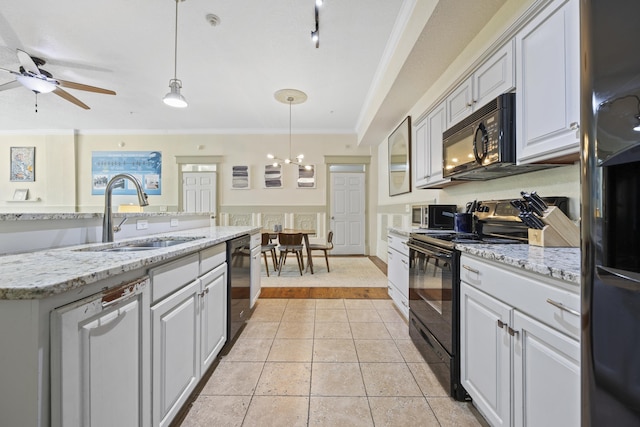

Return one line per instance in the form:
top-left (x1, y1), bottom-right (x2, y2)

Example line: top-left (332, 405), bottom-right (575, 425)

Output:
top-left (10, 147), bottom-right (35, 182)
top-left (13, 189), bottom-right (29, 201)
top-left (231, 165), bottom-right (250, 189)
top-left (264, 164), bottom-right (282, 188)
top-left (388, 116), bottom-right (411, 196)
top-left (297, 164), bottom-right (316, 188)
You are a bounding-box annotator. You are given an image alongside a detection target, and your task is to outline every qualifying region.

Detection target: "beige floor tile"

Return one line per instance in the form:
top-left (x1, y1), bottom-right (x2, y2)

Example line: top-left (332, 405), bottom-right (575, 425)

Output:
top-left (315, 308), bottom-right (348, 323)
top-left (251, 306), bottom-right (285, 322)
top-left (267, 339), bottom-right (313, 362)
top-left (354, 340), bottom-right (404, 362)
top-left (180, 395), bottom-right (251, 427)
top-left (282, 308), bottom-right (316, 323)
top-left (377, 308), bottom-right (406, 323)
top-left (347, 309), bottom-right (383, 323)
top-left (200, 362), bottom-right (264, 396)
top-left (360, 363), bottom-right (423, 397)
top-left (242, 396), bottom-right (309, 427)
top-left (222, 338), bottom-right (273, 362)
top-left (313, 339), bottom-right (358, 362)
top-left (371, 299), bottom-right (396, 310)
top-left (427, 397), bottom-right (489, 427)
top-left (368, 396), bottom-right (439, 427)
top-left (395, 339), bottom-right (428, 363)
top-left (406, 362), bottom-right (450, 397)
top-left (240, 321), bottom-right (280, 339)
top-left (311, 363), bottom-right (366, 396)
top-left (314, 322), bottom-right (352, 339)
top-left (315, 299), bottom-right (346, 309)
top-left (255, 298), bottom-right (288, 308)
top-left (308, 396), bottom-right (373, 427)
top-left (254, 362), bottom-right (312, 396)
top-left (350, 322), bottom-right (392, 340)
top-left (286, 299), bottom-right (316, 309)
top-left (276, 322), bottom-right (315, 339)
top-left (384, 321), bottom-right (411, 340)
top-left (344, 299), bottom-right (374, 309)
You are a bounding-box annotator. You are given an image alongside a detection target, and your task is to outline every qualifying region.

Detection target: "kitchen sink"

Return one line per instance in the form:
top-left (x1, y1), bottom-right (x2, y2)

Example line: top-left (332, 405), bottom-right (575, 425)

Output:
top-left (77, 237), bottom-right (205, 252)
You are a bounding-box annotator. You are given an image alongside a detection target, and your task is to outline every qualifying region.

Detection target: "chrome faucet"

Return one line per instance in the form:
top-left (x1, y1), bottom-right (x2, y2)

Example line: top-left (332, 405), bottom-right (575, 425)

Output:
top-left (102, 173), bottom-right (149, 243)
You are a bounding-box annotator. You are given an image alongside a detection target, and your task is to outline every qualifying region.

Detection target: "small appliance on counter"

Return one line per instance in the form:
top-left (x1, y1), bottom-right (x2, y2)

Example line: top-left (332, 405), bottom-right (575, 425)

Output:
top-left (411, 204), bottom-right (456, 229)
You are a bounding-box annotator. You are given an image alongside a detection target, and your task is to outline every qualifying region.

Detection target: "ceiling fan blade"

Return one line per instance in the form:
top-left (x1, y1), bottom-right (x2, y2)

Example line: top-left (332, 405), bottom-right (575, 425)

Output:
top-left (16, 49), bottom-right (41, 74)
top-left (0, 80), bottom-right (21, 92)
top-left (58, 79), bottom-right (115, 95)
top-left (53, 87), bottom-right (90, 109)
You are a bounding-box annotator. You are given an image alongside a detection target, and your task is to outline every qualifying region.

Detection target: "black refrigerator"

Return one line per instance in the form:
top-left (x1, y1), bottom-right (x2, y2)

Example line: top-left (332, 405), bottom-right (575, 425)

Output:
top-left (581, 0), bottom-right (640, 425)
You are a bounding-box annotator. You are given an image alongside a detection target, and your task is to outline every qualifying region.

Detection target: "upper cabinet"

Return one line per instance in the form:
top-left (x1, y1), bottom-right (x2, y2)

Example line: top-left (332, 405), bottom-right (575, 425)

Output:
top-left (446, 42), bottom-right (515, 129)
top-left (414, 102), bottom-right (450, 188)
top-left (515, 0), bottom-right (580, 164)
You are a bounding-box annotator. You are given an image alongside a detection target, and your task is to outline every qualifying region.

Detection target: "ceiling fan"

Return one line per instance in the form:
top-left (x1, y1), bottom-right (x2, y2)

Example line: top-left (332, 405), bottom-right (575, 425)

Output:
top-left (0, 49), bottom-right (115, 110)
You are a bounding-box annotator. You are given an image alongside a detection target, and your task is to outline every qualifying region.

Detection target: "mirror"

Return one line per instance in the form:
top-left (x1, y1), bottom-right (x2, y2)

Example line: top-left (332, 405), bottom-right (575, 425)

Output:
top-left (388, 116), bottom-right (411, 196)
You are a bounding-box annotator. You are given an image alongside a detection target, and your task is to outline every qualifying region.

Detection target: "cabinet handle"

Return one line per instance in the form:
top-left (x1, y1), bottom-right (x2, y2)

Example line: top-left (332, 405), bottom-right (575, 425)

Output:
top-left (401, 259), bottom-right (409, 266)
top-left (199, 288), bottom-right (210, 298)
top-left (507, 326), bottom-right (519, 337)
top-left (570, 122), bottom-right (579, 130)
top-left (546, 298), bottom-right (580, 317)
top-left (402, 300), bottom-right (408, 307)
top-left (462, 264), bottom-right (480, 274)
top-left (497, 319), bottom-right (507, 329)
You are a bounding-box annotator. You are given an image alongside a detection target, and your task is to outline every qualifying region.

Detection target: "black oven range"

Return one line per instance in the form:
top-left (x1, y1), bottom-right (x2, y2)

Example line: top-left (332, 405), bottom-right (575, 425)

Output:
top-left (406, 197), bottom-right (568, 401)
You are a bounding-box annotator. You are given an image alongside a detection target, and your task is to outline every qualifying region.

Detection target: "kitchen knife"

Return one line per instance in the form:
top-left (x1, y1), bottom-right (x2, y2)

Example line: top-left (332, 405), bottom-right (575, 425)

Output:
top-left (527, 212), bottom-right (546, 229)
top-left (530, 191), bottom-right (548, 210)
top-left (523, 195), bottom-right (545, 216)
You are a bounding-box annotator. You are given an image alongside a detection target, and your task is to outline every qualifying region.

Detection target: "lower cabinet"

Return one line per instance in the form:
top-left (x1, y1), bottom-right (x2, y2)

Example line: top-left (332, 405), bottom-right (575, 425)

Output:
top-left (387, 232), bottom-right (409, 319)
top-left (50, 277), bottom-right (151, 427)
top-left (460, 254), bottom-right (580, 427)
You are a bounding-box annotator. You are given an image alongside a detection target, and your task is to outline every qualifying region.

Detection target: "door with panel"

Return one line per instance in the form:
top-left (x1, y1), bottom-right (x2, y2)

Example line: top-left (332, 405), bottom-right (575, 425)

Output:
top-left (330, 172), bottom-right (365, 255)
top-left (182, 171), bottom-right (217, 214)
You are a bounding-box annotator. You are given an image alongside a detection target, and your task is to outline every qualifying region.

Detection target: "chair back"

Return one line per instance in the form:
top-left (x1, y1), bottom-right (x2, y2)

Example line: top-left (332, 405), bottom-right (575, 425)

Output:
top-left (327, 231), bottom-right (334, 249)
top-left (278, 232), bottom-right (303, 246)
top-left (261, 232), bottom-right (271, 246)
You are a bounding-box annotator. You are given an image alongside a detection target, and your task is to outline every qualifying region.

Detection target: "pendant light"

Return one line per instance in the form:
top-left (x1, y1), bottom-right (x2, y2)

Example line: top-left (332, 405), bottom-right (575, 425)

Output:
top-left (268, 89), bottom-right (311, 170)
top-left (163, 0), bottom-right (188, 108)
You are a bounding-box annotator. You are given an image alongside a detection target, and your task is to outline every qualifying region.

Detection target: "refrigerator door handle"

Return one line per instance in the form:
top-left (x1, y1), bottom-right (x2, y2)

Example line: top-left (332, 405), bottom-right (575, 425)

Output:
top-left (596, 265), bottom-right (640, 291)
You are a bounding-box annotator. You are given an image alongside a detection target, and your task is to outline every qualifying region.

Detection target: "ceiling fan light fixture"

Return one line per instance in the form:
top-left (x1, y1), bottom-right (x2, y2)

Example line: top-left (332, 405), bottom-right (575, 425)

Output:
top-left (16, 75), bottom-right (56, 94)
top-left (163, 79), bottom-right (188, 108)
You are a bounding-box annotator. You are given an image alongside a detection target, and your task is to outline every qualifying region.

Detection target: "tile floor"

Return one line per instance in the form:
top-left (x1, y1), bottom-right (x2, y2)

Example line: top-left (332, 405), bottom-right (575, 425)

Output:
top-left (180, 298), bottom-right (489, 427)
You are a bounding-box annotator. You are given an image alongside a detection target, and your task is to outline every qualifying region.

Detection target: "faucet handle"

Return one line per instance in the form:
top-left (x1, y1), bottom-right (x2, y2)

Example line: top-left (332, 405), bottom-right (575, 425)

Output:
top-left (113, 217), bottom-right (128, 233)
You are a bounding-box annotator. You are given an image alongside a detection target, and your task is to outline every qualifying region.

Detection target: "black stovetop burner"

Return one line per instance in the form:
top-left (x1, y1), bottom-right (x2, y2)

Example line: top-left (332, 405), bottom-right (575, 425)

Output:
top-left (410, 230), bottom-right (525, 250)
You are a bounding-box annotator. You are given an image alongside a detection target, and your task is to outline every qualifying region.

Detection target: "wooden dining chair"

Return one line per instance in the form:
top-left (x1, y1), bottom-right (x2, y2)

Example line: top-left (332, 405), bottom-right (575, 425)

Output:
top-left (277, 233), bottom-right (304, 276)
top-left (308, 231), bottom-right (334, 272)
top-left (261, 232), bottom-right (278, 277)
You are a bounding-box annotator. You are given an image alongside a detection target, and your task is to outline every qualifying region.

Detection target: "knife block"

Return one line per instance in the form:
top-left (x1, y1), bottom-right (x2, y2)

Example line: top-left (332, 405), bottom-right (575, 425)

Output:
top-left (528, 206), bottom-right (580, 247)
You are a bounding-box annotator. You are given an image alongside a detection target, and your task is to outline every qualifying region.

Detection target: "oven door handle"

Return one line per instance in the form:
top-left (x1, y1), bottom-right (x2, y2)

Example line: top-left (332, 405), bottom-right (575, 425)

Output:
top-left (406, 242), bottom-right (452, 260)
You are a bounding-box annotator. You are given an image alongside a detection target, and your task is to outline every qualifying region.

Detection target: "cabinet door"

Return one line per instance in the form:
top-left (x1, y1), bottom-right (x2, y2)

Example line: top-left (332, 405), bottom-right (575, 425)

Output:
top-left (446, 77), bottom-right (473, 128)
top-left (200, 263), bottom-right (228, 374)
top-left (460, 282), bottom-right (511, 427)
top-left (512, 311), bottom-right (580, 427)
top-left (474, 41), bottom-right (515, 109)
top-left (515, 0), bottom-right (580, 163)
top-left (152, 280), bottom-right (200, 427)
top-left (413, 120), bottom-right (429, 188)
top-left (426, 102), bottom-right (447, 184)
top-left (51, 279), bottom-right (150, 427)
top-left (250, 245), bottom-right (261, 308)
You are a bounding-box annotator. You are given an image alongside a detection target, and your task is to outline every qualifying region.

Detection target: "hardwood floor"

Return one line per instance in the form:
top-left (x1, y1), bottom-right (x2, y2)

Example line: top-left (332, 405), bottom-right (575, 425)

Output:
top-left (260, 256), bottom-right (390, 300)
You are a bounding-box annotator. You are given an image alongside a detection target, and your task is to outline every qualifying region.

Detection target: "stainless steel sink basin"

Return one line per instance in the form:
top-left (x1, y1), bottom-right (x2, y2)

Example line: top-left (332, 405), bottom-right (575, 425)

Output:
top-left (78, 237), bottom-right (205, 252)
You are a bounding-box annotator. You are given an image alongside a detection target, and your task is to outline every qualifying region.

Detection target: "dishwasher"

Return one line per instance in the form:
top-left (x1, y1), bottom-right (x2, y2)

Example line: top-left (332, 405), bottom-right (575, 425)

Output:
top-left (226, 234), bottom-right (252, 345)
top-left (50, 276), bottom-right (150, 427)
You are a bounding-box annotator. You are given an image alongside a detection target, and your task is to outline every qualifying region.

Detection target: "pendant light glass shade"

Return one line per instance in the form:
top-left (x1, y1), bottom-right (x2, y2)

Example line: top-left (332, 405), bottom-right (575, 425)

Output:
top-left (163, 79), bottom-right (187, 108)
top-left (16, 75), bottom-right (57, 93)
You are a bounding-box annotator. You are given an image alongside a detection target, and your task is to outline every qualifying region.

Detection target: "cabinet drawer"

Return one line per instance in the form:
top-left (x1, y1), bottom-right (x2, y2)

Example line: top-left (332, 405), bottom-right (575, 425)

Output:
top-left (150, 253), bottom-right (199, 304)
top-left (460, 254), bottom-right (580, 340)
top-left (200, 243), bottom-right (226, 275)
top-left (387, 233), bottom-right (409, 255)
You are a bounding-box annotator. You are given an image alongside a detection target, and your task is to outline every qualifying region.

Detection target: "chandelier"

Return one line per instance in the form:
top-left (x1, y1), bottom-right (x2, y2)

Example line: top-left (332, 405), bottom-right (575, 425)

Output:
top-left (268, 89), bottom-right (311, 170)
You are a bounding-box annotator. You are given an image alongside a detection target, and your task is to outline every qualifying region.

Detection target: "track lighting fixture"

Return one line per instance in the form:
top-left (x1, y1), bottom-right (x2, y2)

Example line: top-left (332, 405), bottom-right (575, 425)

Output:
top-left (163, 0), bottom-right (188, 108)
top-left (311, 1), bottom-right (320, 48)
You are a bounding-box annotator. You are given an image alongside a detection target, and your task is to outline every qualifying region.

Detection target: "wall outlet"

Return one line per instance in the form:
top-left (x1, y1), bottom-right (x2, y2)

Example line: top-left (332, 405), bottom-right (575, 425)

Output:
top-left (170, 218), bottom-right (179, 227)
top-left (136, 220), bottom-right (148, 230)
top-left (159, 205), bottom-right (168, 212)
top-left (405, 204), bottom-right (410, 213)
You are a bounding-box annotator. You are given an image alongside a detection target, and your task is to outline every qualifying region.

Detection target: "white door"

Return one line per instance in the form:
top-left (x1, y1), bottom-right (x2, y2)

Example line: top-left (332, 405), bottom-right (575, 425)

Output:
top-left (330, 172), bottom-right (365, 255)
top-left (183, 172), bottom-right (216, 213)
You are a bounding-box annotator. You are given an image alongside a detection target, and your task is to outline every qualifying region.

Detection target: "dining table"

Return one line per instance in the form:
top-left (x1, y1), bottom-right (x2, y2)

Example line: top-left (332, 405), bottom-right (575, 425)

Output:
top-left (266, 228), bottom-right (316, 274)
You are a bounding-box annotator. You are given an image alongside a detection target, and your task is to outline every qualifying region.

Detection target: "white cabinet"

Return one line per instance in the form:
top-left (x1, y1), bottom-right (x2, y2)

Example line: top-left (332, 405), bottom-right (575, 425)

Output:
top-left (387, 232), bottom-right (409, 319)
top-left (150, 247), bottom-right (228, 427)
top-left (414, 102), bottom-right (451, 189)
top-left (446, 41), bottom-right (515, 129)
top-left (51, 277), bottom-right (150, 427)
top-left (515, 0), bottom-right (580, 164)
top-left (460, 254), bottom-right (580, 427)
top-left (250, 232), bottom-right (261, 308)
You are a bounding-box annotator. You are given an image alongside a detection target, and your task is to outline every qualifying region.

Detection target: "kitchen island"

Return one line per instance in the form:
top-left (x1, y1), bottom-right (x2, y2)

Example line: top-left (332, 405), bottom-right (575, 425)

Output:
top-left (0, 225), bottom-right (259, 427)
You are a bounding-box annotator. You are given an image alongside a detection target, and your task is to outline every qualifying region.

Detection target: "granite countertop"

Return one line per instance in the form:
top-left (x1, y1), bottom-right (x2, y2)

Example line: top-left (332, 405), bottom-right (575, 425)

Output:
top-left (0, 226), bottom-right (260, 300)
top-left (0, 212), bottom-right (211, 221)
top-left (456, 243), bottom-right (581, 285)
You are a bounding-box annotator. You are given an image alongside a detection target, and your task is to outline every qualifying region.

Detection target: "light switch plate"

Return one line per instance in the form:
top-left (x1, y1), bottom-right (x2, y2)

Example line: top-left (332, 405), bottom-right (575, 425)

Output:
top-left (136, 220), bottom-right (148, 230)
top-left (170, 219), bottom-right (179, 227)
